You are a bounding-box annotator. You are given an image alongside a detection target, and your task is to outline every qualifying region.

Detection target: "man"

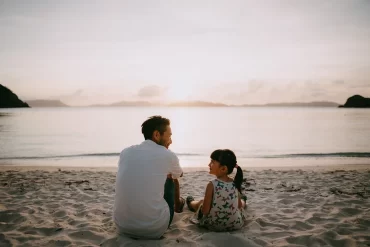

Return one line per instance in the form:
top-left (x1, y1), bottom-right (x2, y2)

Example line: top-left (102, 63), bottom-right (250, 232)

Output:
top-left (113, 116), bottom-right (184, 239)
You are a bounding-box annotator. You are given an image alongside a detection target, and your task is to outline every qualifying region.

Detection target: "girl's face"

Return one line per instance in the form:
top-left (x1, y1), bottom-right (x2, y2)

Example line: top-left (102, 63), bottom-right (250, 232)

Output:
top-left (208, 159), bottom-right (226, 176)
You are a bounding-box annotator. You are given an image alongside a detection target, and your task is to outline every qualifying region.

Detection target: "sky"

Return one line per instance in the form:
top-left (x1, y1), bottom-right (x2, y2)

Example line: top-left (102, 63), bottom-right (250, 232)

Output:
top-left (1, 0), bottom-right (370, 105)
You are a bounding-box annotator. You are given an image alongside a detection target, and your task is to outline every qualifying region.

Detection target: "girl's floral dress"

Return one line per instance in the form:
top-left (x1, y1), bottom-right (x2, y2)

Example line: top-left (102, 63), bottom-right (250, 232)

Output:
top-left (198, 179), bottom-right (245, 231)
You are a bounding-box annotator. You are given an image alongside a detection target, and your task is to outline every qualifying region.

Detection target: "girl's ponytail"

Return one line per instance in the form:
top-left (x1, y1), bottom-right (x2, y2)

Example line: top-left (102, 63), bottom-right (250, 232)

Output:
top-left (233, 166), bottom-right (243, 193)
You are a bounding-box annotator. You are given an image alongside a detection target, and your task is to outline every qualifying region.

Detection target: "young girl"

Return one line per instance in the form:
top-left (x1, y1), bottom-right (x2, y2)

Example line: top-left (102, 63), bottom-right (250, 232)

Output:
top-left (186, 149), bottom-right (246, 231)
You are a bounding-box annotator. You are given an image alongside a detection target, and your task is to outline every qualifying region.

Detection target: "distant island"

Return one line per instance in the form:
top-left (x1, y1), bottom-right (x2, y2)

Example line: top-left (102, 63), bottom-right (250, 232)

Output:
top-left (92, 100), bottom-right (227, 107)
top-left (88, 100), bottom-right (153, 107)
top-left (110, 100), bottom-right (153, 107)
top-left (87, 101), bottom-right (225, 107)
top-left (339, 95), bottom-right (370, 108)
top-left (0, 84), bottom-right (29, 108)
top-left (26, 100), bottom-right (69, 107)
top-left (240, 101), bottom-right (340, 107)
top-left (19, 99), bottom-right (343, 108)
top-left (2, 88), bottom-right (348, 108)
top-left (86, 100), bottom-right (338, 108)
top-left (167, 101), bottom-right (227, 107)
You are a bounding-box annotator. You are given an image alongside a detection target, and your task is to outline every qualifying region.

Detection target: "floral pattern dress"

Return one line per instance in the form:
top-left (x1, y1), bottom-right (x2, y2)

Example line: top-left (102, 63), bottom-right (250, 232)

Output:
top-left (198, 179), bottom-right (245, 231)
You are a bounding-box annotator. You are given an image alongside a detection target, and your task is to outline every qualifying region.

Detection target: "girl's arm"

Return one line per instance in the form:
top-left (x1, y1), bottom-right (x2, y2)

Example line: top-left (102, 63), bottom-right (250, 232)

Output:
top-left (238, 192), bottom-right (246, 209)
top-left (201, 182), bottom-right (214, 215)
top-left (238, 194), bottom-right (242, 209)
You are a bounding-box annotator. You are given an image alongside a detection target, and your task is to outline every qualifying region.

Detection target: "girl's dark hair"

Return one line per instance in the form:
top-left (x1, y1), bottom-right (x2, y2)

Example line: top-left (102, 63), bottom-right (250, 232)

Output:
top-left (141, 116), bottom-right (170, 140)
top-left (210, 149), bottom-right (243, 193)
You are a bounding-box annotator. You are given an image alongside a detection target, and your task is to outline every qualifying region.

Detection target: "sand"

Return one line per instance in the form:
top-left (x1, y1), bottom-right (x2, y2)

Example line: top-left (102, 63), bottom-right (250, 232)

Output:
top-left (0, 165), bottom-right (369, 247)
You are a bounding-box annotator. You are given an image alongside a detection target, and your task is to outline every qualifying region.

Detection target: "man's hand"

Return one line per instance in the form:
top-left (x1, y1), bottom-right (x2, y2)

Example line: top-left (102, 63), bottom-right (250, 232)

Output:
top-left (167, 173), bottom-right (182, 179)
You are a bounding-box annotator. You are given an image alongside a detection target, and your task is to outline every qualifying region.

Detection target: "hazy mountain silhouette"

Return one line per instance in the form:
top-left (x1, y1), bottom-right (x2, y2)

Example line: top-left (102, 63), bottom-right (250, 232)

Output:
top-left (11, 97), bottom-right (342, 108)
top-left (0, 84), bottom-right (29, 108)
top-left (26, 100), bottom-right (69, 107)
top-left (339, 95), bottom-right (370, 108)
top-left (241, 101), bottom-right (340, 107)
top-left (88, 101), bottom-right (154, 107)
top-left (167, 101), bottom-right (227, 107)
top-left (88, 100), bottom-right (225, 107)
top-left (110, 100), bottom-right (153, 107)
top-left (87, 100), bottom-right (340, 107)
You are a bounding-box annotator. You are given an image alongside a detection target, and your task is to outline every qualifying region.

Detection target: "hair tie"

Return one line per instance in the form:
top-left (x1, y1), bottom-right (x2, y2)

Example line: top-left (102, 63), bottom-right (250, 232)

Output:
top-left (235, 164), bottom-right (239, 169)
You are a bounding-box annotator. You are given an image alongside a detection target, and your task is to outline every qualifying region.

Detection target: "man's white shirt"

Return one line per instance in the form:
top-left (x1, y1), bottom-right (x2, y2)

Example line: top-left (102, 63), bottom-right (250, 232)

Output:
top-left (113, 140), bottom-right (183, 239)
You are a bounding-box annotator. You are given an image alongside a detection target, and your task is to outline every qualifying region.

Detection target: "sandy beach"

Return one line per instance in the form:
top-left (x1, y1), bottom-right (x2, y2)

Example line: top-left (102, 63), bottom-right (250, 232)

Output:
top-left (0, 165), bottom-right (369, 247)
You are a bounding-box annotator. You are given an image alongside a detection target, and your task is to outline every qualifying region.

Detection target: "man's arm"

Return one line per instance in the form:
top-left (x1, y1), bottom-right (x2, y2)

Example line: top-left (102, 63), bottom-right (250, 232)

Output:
top-left (167, 153), bottom-right (183, 179)
top-left (165, 138), bottom-right (183, 179)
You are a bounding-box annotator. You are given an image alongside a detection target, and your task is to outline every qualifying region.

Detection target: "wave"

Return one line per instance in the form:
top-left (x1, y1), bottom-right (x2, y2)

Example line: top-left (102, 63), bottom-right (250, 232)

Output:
top-left (1, 152), bottom-right (370, 160)
top-left (260, 152), bottom-right (370, 159)
top-left (0, 152), bottom-right (203, 160)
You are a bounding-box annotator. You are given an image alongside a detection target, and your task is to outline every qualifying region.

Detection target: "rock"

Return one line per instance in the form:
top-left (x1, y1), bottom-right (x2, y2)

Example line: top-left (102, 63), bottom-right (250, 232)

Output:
top-left (339, 95), bottom-right (370, 108)
top-left (0, 84), bottom-right (29, 108)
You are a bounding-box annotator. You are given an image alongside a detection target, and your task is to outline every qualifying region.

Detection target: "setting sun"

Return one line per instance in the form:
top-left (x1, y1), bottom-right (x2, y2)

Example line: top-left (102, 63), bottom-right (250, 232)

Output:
top-left (166, 83), bottom-right (193, 101)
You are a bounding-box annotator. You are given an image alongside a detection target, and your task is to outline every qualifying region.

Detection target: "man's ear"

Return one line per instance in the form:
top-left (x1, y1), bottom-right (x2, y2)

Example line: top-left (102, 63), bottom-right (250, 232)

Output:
top-left (153, 130), bottom-right (160, 141)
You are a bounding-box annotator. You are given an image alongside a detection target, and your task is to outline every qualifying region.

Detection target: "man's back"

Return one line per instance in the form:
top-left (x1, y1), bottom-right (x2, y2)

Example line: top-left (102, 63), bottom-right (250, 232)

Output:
top-left (113, 140), bottom-right (182, 239)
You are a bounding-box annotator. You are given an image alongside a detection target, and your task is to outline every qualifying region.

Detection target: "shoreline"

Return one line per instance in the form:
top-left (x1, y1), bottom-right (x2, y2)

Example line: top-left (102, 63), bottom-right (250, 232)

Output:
top-left (1, 154), bottom-right (370, 171)
top-left (1, 163), bottom-right (370, 172)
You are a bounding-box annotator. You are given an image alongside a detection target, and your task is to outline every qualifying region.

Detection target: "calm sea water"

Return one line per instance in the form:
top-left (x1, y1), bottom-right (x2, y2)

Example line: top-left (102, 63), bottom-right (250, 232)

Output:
top-left (0, 107), bottom-right (369, 168)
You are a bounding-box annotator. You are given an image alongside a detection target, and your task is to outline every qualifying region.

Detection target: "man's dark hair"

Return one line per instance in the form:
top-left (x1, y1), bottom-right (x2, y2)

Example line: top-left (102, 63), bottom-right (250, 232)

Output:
top-left (141, 116), bottom-right (170, 140)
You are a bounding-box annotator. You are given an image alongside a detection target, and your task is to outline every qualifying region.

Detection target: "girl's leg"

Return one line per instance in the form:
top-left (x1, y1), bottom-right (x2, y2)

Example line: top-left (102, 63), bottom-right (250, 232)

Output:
top-left (240, 194), bottom-right (247, 209)
top-left (186, 196), bottom-right (203, 212)
top-left (190, 200), bottom-right (203, 212)
top-left (241, 199), bottom-right (246, 209)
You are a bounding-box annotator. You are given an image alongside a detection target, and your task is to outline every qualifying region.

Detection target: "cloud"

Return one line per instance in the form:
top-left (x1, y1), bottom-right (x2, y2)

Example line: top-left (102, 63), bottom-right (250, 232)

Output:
top-left (310, 89), bottom-right (328, 97)
top-left (51, 89), bottom-right (90, 105)
top-left (332, 80), bottom-right (345, 85)
top-left (137, 85), bottom-right (167, 98)
top-left (219, 80), bottom-right (273, 104)
top-left (53, 89), bottom-right (84, 100)
top-left (219, 79), bottom-right (354, 104)
top-left (71, 89), bottom-right (83, 97)
top-left (247, 80), bottom-right (265, 93)
top-left (347, 83), bottom-right (370, 89)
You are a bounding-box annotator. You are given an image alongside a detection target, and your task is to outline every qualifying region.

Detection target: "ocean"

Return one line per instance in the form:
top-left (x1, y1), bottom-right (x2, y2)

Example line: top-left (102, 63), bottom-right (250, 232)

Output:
top-left (0, 107), bottom-right (369, 168)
